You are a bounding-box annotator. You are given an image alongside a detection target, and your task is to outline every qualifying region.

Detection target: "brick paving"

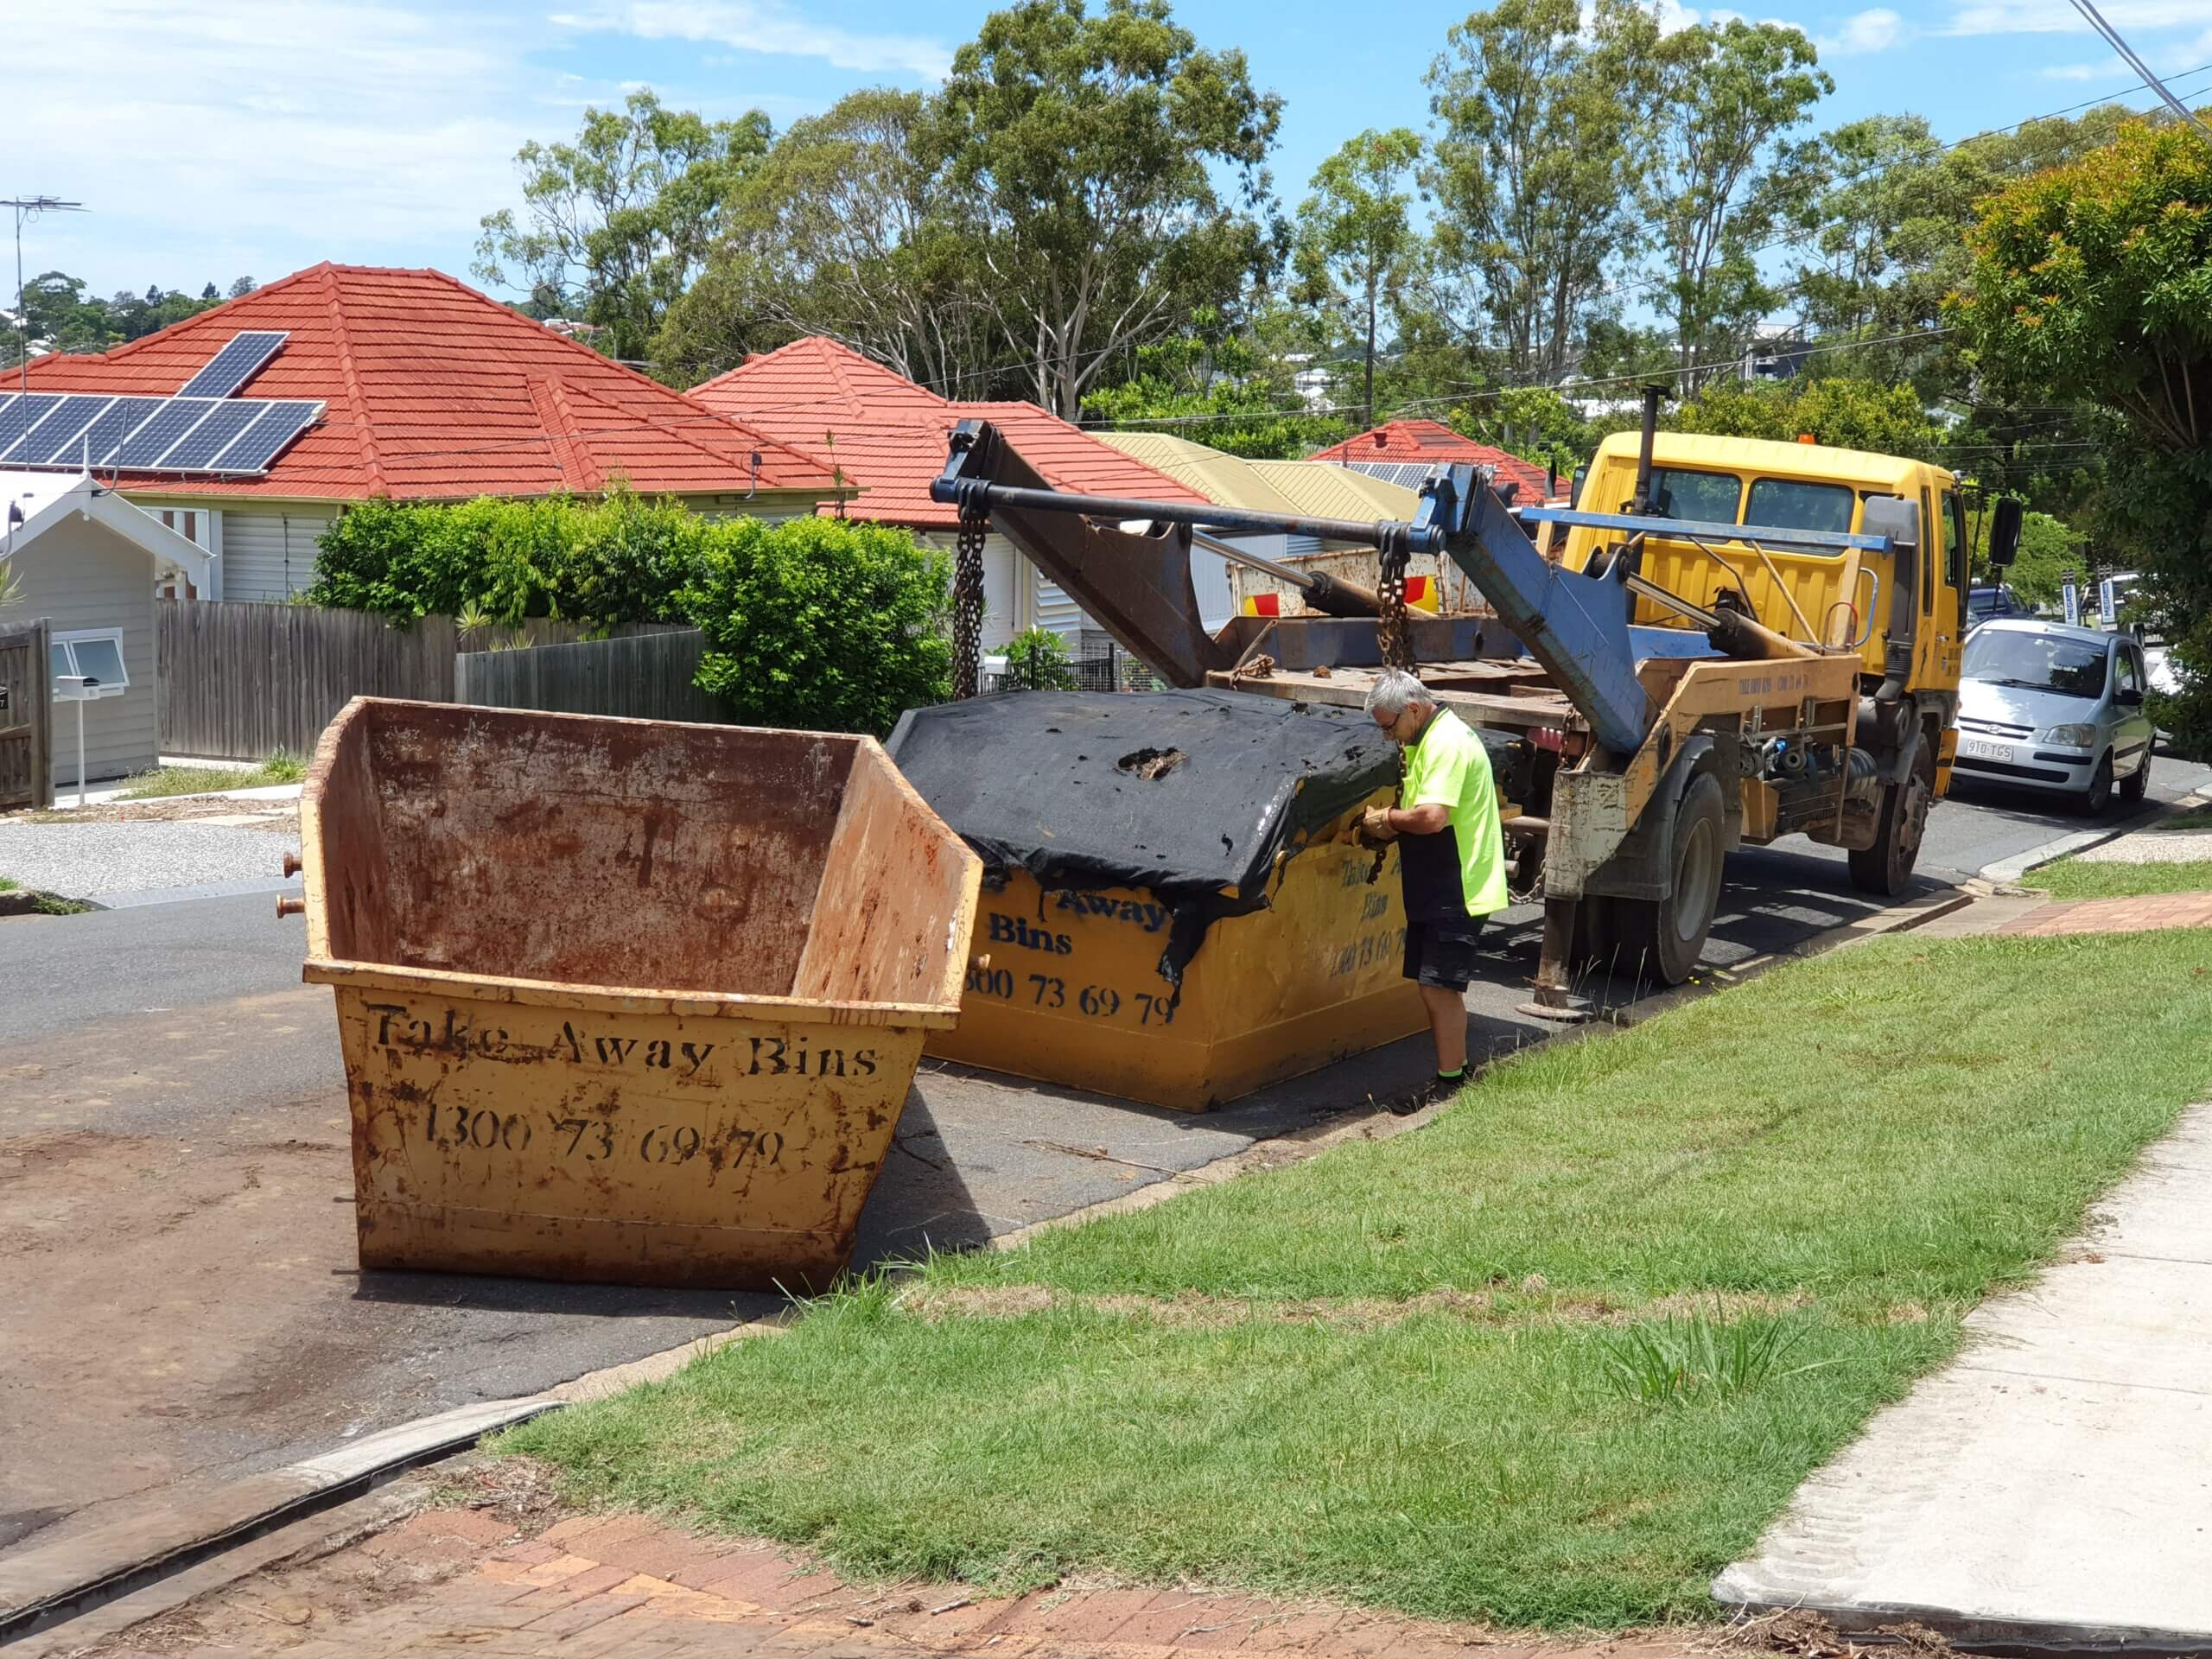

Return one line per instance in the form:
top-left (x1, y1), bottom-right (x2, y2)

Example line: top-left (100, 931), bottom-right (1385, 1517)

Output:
top-left (1999, 891), bottom-right (2212, 937)
top-left (86, 1506), bottom-right (1707, 1659)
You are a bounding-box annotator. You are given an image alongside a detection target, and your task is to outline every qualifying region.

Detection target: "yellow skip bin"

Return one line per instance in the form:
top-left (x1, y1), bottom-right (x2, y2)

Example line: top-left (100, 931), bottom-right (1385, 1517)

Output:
top-left (888, 690), bottom-right (1445, 1112)
top-left (296, 698), bottom-right (979, 1292)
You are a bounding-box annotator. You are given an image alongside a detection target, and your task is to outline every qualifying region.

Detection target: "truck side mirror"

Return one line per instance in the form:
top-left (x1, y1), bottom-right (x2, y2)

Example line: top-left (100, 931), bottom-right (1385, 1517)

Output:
top-left (1988, 498), bottom-right (2023, 569)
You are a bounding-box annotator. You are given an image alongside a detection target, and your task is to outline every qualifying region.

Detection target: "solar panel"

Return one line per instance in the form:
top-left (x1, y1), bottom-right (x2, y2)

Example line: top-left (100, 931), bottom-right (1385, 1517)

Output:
top-left (0, 394), bottom-right (64, 456)
top-left (158, 399), bottom-right (266, 471)
top-left (178, 331), bottom-right (288, 399)
top-left (213, 399), bottom-right (321, 474)
top-left (75, 397), bottom-right (166, 467)
top-left (13, 395), bottom-right (116, 467)
top-left (108, 397), bottom-right (220, 469)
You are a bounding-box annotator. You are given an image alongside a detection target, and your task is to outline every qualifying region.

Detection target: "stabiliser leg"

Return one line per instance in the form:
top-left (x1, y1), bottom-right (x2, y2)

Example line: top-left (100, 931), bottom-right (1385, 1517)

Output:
top-left (1517, 894), bottom-right (1593, 1023)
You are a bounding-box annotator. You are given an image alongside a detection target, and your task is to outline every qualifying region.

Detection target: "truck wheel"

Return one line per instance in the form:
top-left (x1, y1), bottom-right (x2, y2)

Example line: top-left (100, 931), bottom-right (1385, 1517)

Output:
top-left (1848, 736), bottom-right (1932, 897)
top-left (1618, 772), bottom-right (1726, 986)
top-left (1570, 894), bottom-right (1618, 973)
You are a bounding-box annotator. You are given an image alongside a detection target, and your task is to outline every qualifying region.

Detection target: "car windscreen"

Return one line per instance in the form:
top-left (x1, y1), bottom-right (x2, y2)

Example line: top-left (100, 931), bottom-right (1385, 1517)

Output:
top-left (1963, 629), bottom-right (2108, 700)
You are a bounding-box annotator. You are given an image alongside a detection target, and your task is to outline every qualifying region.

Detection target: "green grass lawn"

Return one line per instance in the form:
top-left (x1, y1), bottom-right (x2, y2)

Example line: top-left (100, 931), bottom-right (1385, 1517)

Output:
top-left (502, 931), bottom-right (2212, 1630)
top-left (2028, 858), bottom-right (2212, 899)
top-left (115, 751), bottom-right (305, 800)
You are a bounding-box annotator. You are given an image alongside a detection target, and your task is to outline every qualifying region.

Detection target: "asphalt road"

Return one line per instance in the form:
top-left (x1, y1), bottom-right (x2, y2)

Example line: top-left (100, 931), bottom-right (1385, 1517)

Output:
top-left (2, 764), bottom-right (2204, 1568)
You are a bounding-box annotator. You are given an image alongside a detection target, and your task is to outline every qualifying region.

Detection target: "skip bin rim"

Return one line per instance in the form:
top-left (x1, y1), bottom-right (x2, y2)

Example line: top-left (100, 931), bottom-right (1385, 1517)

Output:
top-left (300, 957), bottom-right (968, 1028)
top-left (301, 696), bottom-right (980, 1027)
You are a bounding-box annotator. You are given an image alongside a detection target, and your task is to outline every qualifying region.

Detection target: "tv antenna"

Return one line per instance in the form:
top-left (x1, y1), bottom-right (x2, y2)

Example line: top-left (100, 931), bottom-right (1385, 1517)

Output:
top-left (5, 196), bottom-right (89, 396)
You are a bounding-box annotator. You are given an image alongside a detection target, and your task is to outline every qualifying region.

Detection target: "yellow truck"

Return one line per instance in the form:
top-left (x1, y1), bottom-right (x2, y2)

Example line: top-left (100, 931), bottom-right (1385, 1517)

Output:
top-left (930, 400), bottom-right (2020, 1016)
top-left (1560, 428), bottom-right (1976, 897)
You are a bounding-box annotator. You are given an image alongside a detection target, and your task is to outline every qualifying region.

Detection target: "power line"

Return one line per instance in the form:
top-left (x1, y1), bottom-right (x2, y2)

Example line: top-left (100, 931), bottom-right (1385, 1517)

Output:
top-left (1072, 325), bottom-right (1958, 430)
top-left (2063, 0), bottom-right (2212, 144)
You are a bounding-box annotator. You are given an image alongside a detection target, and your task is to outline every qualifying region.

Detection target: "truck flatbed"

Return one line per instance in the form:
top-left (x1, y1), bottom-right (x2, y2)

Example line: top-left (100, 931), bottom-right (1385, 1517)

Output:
top-left (1205, 658), bottom-right (1576, 733)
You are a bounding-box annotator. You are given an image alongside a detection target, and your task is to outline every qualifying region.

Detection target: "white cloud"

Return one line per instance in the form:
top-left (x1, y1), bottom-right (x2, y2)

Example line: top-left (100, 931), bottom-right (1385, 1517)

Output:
top-left (1944, 0), bottom-right (2212, 36)
top-left (2038, 60), bottom-right (2127, 79)
top-left (5, 0), bottom-right (536, 291)
top-left (550, 2), bottom-right (953, 79)
top-left (1816, 7), bottom-right (1910, 55)
top-left (2166, 26), bottom-right (2212, 69)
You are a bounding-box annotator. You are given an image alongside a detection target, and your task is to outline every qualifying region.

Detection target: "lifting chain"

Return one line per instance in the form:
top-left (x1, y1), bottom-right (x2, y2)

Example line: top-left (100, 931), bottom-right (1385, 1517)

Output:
top-left (1375, 524), bottom-right (1415, 673)
top-left (951, 517), bottom-right (987, 700)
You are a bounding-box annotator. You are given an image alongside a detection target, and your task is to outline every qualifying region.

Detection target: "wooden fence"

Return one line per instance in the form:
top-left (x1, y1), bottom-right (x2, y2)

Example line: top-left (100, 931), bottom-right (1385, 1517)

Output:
top-left (454, 630), bottom-right (721, 725)
top-left (158, 601), bottom-right (687, 760)
top-left (0, 619), bottom-right (54, 810)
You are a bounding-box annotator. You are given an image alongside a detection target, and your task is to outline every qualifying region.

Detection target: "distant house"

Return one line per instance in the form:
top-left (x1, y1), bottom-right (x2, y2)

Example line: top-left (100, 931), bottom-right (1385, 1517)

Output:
top-left (1, 264), bottom-right (843, 604)
top-left (1309, 419), bottom-right (1569, 506)
top-left (690, 338), bottom-right (1233, 645)
top-left (3, 469), bottom-right (215, 789)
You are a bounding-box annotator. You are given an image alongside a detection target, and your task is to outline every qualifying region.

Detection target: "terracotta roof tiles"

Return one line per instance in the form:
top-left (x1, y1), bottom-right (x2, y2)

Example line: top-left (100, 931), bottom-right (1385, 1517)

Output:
top-left (690, 338), bottom-right (1208, 529)
top-left (1309, 419), bottom-right (1562, 504)
top-left (9, 264), bottom-right (837, 502)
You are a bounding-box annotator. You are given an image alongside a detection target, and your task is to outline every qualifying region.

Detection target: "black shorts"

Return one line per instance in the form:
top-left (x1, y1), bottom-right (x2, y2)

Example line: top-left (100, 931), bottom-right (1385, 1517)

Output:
top-left (1403, 917), bottom-right (1485, 992)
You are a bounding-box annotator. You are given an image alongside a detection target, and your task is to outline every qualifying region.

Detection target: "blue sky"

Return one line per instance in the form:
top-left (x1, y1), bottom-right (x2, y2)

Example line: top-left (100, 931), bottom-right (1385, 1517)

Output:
top-left (8, 0), bottom-right (2211, 308)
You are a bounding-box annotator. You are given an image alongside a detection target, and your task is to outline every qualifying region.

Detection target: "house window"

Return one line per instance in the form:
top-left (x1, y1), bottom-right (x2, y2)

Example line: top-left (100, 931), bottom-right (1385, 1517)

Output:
top-left (52, 628), bottom-right (130, 695)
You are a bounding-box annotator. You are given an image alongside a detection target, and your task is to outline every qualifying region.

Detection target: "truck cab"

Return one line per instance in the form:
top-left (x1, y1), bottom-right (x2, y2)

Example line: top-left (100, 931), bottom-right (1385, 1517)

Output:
top-left (1560, 431), bottom-right (1969, 867)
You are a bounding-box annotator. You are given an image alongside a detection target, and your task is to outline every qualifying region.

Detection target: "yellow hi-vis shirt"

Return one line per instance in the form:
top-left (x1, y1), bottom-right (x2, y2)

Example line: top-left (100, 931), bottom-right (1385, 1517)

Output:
top-left (1397, 707), bottom-right (1509, 922)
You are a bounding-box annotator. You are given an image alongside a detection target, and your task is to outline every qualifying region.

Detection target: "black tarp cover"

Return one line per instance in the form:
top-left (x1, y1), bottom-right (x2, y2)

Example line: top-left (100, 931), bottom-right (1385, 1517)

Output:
top-left (887, 690), bottom-right (1404, 986)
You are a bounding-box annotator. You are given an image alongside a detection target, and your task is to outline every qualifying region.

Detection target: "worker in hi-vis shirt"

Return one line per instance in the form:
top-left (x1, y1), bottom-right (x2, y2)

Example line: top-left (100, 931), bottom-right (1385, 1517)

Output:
top-left (1357, 668), bottom-right (1509, 1115)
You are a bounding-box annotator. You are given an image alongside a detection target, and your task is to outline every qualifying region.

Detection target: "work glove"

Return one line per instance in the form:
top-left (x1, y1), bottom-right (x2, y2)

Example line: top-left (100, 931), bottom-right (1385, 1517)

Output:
top-left (1357, 804), bottom-right (1399, 846)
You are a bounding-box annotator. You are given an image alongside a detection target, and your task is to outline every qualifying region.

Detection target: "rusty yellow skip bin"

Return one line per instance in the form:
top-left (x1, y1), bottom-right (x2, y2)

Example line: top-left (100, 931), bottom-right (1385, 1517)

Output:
top-left (927, 826), bottom-right (1425, 1113)
top-left (297, 698), bottom-right (979, 1292)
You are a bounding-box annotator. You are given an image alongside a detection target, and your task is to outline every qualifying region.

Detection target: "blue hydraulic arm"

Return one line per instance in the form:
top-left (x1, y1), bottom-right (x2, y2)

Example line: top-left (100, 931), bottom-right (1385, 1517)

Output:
top-left (1407, 465), bottom-right (1654, 759)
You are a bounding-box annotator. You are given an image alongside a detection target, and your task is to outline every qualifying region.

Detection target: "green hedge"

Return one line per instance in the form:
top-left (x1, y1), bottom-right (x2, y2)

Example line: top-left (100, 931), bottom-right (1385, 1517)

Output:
top-left (311, 492), bottom-right (950, 734)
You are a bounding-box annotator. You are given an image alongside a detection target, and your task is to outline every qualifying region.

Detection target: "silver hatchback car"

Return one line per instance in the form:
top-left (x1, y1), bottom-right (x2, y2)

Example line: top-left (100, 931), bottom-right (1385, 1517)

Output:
top-left (1954, 620), bottom-right (2156, 813)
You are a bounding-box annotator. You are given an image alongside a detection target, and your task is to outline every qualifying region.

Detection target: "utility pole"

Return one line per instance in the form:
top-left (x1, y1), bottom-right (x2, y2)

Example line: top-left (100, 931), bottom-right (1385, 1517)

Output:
top-left (5, 196), bottom-right (88, 393)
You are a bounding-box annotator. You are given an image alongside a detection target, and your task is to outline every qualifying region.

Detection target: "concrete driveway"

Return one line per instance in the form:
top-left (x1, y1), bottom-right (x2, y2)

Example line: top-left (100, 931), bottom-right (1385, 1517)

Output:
top-left (1, 764), bottom-right (2202, 1580)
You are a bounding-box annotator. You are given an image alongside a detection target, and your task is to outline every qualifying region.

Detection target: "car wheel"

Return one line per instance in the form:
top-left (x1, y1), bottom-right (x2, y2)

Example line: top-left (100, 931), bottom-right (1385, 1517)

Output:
top-left (2077, 753), bottom-right (2114, 816)
top-left (1848, 736), bottom-right (1933, 898)
top-left (2120, 747), bottom-right (2150, 805)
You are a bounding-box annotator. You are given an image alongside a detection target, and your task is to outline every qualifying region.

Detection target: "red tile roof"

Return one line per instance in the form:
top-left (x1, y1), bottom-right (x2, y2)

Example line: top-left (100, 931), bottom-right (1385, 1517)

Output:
top-left (690, 338), bottom-right (1208, 529)
top-left (1309, 419), bottom-right (1563, 504)
top-left (9, 264), bottom-right (839, 502)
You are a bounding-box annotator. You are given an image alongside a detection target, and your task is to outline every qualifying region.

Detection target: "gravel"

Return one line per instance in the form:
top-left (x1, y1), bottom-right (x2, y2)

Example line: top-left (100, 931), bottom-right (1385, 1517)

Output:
top-left (0, 818), bottom-right (302, 903)
top-left (2075, 827), bottom-right (2212, 866)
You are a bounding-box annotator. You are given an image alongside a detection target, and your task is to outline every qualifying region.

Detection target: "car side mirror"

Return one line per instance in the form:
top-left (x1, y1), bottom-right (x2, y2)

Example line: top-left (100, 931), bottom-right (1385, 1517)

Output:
top-left (2118, 686), bottom-right (2144, 707)
top-left (1988, 498), bottom-right (2023, 569)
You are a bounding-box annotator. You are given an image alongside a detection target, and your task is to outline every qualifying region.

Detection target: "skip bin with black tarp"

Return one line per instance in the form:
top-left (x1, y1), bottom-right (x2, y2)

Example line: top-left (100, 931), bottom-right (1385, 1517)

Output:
top-left (296, 697), bottom-right (980, 1291)
top-left (888, 690), bottom-right (1440, 1111)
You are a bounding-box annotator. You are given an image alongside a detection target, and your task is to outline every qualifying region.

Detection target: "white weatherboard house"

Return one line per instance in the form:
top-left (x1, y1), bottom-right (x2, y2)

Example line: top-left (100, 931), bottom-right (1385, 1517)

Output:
top-left (3, 469), bottom-right (213, 789)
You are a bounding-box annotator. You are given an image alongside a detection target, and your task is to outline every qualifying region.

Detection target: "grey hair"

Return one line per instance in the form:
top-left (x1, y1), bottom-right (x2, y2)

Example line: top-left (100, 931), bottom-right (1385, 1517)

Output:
top-left (1364, 668), bottom-right (1433, 720)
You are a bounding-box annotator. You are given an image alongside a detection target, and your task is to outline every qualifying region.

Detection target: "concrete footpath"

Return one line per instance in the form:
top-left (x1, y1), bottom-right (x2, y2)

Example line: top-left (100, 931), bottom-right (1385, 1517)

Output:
top-left (1718, 893), bottom-right (2212, 1650)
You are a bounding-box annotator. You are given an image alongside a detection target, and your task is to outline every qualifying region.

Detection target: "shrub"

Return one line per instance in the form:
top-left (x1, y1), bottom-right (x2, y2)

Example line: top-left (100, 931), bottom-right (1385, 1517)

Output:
top-left (998, 626), bottom-right (1078, 691)
top-left (681, 517), bottom-right (951, 734)
top-left (309, 488), bottom-right (711, 632)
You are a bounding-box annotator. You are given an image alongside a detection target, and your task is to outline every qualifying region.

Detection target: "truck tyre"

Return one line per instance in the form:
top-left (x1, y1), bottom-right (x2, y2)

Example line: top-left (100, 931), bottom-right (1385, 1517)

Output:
top-left (1848, 735), bottom-right (1932, 897)
top-left (1570, 894), bottom-right (1618, 974)
top-left (1618, 772), bottom-right (1726, 986)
